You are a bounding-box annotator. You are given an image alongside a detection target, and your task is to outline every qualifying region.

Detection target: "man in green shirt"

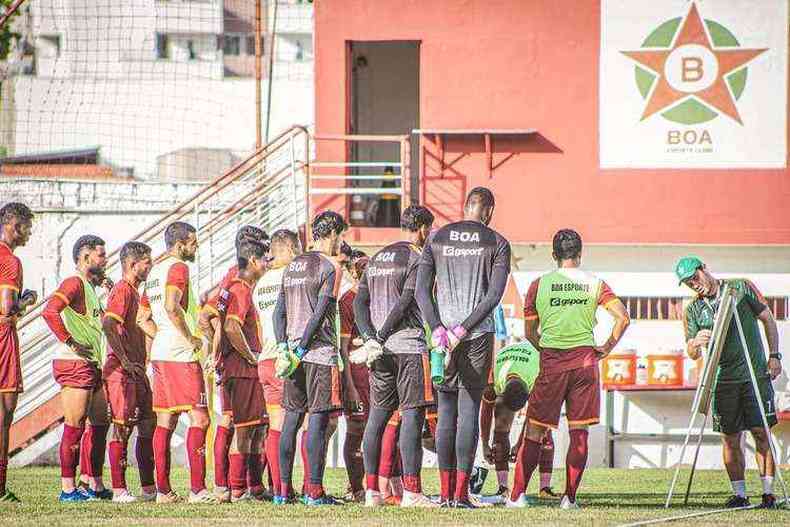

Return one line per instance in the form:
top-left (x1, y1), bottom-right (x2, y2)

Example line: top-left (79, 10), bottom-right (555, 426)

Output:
top-left (678, 256), bottom-right (782, 509)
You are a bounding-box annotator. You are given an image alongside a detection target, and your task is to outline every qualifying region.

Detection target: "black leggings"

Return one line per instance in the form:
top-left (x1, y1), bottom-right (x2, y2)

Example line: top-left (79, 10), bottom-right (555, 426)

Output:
top-left (278, 410), bottom-right (305, 488)
top-left (436, 388), bottom-right (483, 473)
top-left (399, 407), bottom-right (426, 477)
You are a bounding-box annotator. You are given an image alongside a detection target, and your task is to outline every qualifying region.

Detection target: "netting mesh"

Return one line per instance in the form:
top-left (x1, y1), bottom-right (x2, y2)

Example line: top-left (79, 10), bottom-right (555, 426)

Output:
top-left (0, 0), bottom-right (313, 181)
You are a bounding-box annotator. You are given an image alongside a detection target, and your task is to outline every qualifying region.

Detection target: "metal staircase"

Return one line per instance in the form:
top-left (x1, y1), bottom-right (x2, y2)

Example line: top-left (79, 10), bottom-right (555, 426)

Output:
top-left (10, 125), bottom-right (310, 459)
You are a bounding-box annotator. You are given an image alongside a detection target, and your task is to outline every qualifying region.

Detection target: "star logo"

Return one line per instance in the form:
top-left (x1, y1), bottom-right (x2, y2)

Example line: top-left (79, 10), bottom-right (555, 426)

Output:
top-left (621, 2), bottom-right (767, 125)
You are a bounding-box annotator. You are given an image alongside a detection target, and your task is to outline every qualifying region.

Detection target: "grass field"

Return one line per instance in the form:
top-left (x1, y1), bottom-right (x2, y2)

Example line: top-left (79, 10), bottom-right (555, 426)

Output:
top-left (1, 466), bottom-right (788, 526)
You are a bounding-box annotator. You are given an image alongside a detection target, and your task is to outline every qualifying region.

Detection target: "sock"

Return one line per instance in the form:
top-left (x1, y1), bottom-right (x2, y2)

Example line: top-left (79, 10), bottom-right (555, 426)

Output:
top-left (186, 427), bottom-right (207, 494)
top-left (539, 434), bottom-right (554, 487)
top-left (108, 440), bottom-right (127, 490)
top-left (403, 473), bottom-right (421, 494)
top-left (307, 482), bottom-right (325, 499)
top-left (0, 458), bottom-right (7, 494)
top-left (454, 469), bottom-right (470, 502)
top-left (540, 472), bottom-right (552, 489)
top-left (439, 469), bottom-right (453, 501)
top-left (565, 429), bottom-right (589, 502)
top-left (79, 426), bottom-right (93, 478)
top-left (265, 429), bottom-right (282, 495)
top-left (731, 480), bottom-right (746, 498)
top-left (497, 470), bottom-right (509, 489)
top-left (153, 426), bottom-right (173, 494)
top-left (300, 430), bottom-right (310, 495)
top-left (761, 476), bottom-right (774, 495)
top-left (247, 452), bottom-right (263, 494)
top-left (229, 453), bottom-right (248, 494)
top-left (214, 426), bottom-right (232, 488)
top-left (135, 436), bottom-right (155, 488)
top-left (510, 438), bottom-right (541, 501)
top-left (379, 423), bottom-right (399, 478)
top-left (343, 431), bottom-right (364, 493)
top-left (59, 424), bottom-right (84, 478)
top-left (89, 424), bottom-right (108, 480)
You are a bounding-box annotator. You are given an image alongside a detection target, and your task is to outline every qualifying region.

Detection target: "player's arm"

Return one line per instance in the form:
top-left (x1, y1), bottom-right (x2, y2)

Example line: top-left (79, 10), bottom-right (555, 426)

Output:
top-left (273, 288), bottom-right (287, 345)
top-left (297, 264), bottom-right (339, 350)
top-left (198, 305), bottom-right (221, 367)
top-left (338, 294), bottom-right (360, 405)
top-left (41, 278), bottom-right (91, 357)
top-left (458, 241), bottom-right (512, 337)
top-left (224, 288), bottom-right (256, 365)
top-left (415, 242), bottom-right (442, 331)
top-left (595, 282), bottom-right (630, 359)
top-left (137, 303), bottom-right (157, 340)
top-left (683, 303), bottom-right (707, 361)
top-left (480, 388), bottom-right (495, 463)
top-left (523, 279), bottom-right (541, 349)
top-left (103, 288), bottom-right (145, 378)
top-left (0, 258), bottom-right (35, 318)
top-left (352, 273), bottom-right (376, 341)
top-left (745, 281), bottom-right (782, 380)
top-left (164, 263), bottom-right (201, 350)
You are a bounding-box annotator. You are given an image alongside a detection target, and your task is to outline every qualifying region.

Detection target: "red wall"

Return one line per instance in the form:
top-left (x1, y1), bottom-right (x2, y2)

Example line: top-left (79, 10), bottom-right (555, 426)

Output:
top-left (314, 0), bottom-right (790, 245)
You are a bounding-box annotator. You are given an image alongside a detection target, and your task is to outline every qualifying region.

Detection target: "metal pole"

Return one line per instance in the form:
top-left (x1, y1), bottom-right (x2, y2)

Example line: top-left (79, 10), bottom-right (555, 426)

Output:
top-left (683, 410), bottom-right (709, 505)
top-left (264, 0), bottom-right (279, 145)
top-left (732, 297), bottom-right (790, 504)
top-left (0, 0), bottom-right (27, 29)
top-left (255, 0), bottom-right (263, 149)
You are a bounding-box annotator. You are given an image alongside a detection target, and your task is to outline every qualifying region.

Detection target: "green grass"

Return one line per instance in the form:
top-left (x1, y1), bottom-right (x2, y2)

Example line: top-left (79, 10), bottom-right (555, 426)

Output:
top-left (1, 466), bottom-right (788, 526)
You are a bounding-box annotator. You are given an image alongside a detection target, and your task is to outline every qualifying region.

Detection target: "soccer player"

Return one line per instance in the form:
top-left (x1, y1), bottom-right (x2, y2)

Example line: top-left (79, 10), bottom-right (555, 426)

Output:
top-left (146, 221), bottom-right (213, 503)
top-left (677, 256), bottom-right (782, 509)
top-left (513, 229), bottom-right (629, 509)
top-left (43, 235), bottom-right (113, 501)
top-left (415, 188), bottom-right (511, 508)
top-left (102, 241), bottom-right (157, 503)
top-left (253, 229), bottom-right (301, 504)
top-left (203, 240), bottom-right (269, 502)
top-left (200, 225), bottom-right (268, 502)
top-left (273, 211), bottom-right (346, 506)
top-left (338, 251), bottom-right (369, 503)
top-left (353, 204), bottom-right (435, 507)
top-left (0, 203), bottom-right (36, 503)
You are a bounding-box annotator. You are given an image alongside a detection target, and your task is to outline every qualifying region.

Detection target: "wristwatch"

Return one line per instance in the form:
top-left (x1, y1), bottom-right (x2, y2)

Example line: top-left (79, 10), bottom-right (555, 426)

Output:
top-left (769, 353), bottom-right (782, 360)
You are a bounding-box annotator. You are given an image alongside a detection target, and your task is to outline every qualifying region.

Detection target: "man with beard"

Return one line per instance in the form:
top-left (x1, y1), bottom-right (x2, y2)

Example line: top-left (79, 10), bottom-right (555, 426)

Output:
top-left (102, 242), bottom-right (158, 502)
top-left (145, 222), bottom-right (214, 503)
top-left (0, 203), bottom-right (36, 503)
top-left (43, 235), bottom-right (114, 501)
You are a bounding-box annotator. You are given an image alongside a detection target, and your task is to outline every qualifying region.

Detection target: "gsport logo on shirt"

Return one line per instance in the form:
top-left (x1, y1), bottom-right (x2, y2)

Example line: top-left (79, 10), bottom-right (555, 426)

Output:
top-left (549, 297), bottom-right (590, 307)
top-left (443, 230), bottom-right (485, 257)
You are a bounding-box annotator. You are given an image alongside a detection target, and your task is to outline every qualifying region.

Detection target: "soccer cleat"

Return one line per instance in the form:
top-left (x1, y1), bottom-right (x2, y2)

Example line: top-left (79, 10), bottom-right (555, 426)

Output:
top-left (59, 489), bottom-right (91, 502)
top-left (139, 490), bottom-right (157, 503)
top-left (760, 494), bottom-right (776, 509)
top-left (0, 490), bottom-right (21, 503)
top-left (540, 486), bottom-right (561, 499)
top-left (365, 489), bottom-right (384, 507)
top-left (84, 487), bottom-right (113, 501)
top-left (156, 491), bottom-right (183, 504)
top-left (189, 489), bottom-right (219, 503)
top-left (384, 494), bottom-right (401, 506)
top-left (344, 489), bottom-right (366, 503)
top-left (400, 491), bottom-right (439, 508)
top-left (213, 486), bottom-right (231, 504)
top-left (438, 499), bottom-right (454, 508)
top-left (505, 493), bottom-right (529, 508)
top-left (112, 490), bottom-right (138, 503)
top-left (453, 499), bottom-right (478, 509)
top-left (304, 494), bottom-right (343, 506)
top-left (230, 491), bottom-right (255, 503)
top-left (560, 495), bottom-right (580, 510)
top-left (724, 495), bottom-right (750, 508)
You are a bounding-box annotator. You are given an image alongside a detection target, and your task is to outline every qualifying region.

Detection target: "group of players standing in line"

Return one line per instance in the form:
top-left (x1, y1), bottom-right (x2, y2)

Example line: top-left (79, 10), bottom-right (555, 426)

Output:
top-left (0, 188), bottom-right (628, 509)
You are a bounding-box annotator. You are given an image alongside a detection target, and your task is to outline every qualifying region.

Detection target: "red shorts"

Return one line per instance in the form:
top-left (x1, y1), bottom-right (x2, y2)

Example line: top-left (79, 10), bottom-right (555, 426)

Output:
top-left (0, 326), bottom-right (22, 393)
top-left (345, 362), bottom-right (370, 422)
top-left (526, 364), bottom-right (600, 428)
top-left (258, 358), bottom-right (284, 407)
top-left (226, 377), bottom-right (266, 428)
top-left (151, 361), bottom-right (207, 413)
top-left (52, 359), bottom-right (101, 391)
top-left (105, 378), bottom-right (155, 425)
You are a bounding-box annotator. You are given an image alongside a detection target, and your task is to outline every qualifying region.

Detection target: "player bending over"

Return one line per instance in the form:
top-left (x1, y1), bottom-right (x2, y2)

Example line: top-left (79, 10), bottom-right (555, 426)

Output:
top-left (677, 256), bottom-right (782, 509)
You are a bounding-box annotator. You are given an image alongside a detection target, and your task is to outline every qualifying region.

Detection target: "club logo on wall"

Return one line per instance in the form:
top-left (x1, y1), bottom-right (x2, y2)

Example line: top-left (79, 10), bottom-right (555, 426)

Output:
top-left (599, 0), bottom-right (788, 168)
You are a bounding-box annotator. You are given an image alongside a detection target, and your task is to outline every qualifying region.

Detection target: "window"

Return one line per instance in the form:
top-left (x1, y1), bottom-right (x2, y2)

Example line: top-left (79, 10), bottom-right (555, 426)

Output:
top-left (619, 296), bottom-right (789, 321)
top-left (40, 35), bottom-right (61, 58)
top-left (156, 33), bottom-right (169, 59)
top-left (223, 35), bottom-right (241, 56)
top-left (246, 35), bottom-right (264, 56)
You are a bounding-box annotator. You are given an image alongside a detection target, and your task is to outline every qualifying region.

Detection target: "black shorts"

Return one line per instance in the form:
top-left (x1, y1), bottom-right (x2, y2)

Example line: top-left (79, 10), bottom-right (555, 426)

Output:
top-left (436, 333), bottom-right (494, 392)
top-left (712, 379), bottom-right (777, 434)
top-left (282, 361), bottom-right (343, 414)
top-left (370, 353), bottom-right (435, 411)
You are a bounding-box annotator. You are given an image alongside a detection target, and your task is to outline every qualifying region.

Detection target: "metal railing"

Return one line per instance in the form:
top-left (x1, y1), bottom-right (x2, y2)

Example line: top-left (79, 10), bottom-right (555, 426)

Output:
top-left (13, 125), bottom-right (310, 425)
